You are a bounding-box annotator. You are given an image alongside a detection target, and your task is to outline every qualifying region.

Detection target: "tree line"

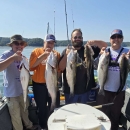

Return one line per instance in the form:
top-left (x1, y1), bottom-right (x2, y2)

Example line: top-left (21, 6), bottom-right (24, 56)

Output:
top-left (0, 37), bottom-right (130, 47)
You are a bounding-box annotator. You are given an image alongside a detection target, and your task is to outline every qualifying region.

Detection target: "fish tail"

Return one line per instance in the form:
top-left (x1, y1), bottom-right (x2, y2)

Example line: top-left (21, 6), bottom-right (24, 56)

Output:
top-left (50, 103), bottom-right (55, 112)
top-left (98, 88), bottom-right (105, 96)
top-left (70, 90), bottom-right (74, 96)
top-left (23, 91), bottom-right (27, 111)
top-left (69, 93), bottom-right (74, 98)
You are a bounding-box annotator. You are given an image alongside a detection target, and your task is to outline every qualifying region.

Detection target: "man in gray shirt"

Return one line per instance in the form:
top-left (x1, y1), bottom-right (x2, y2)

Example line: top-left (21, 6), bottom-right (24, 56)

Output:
top-left (0, 35), bottom-right (37, 130)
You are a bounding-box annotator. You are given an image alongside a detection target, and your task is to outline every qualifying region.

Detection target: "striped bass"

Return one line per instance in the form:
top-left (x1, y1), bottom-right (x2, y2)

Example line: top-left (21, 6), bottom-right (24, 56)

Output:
top-left (97, 51), bottom-right (110, 96)
top-left (45, 51), bottom-right (58, 111)
top-left (66, 49), bottom-right (77, 95)
top-left (118, 53), bottom-right (130, 93)
top-left (19, 56), bottom-right (30, 111)
top-left (84, 45), bottom-right (94, 88)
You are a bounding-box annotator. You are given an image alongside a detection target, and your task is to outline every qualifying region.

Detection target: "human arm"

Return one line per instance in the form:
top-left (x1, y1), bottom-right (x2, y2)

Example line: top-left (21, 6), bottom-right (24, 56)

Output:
top-left (86, 40), bottom-right (107, 49)
top-left (93, 47), bottom-right (107, 69)
top-left (0, 51), bottom-right (22, 72)
top-left (58, 49), bottom-right (70, 71)
top-left (30, 48), bottom-right (51, 69)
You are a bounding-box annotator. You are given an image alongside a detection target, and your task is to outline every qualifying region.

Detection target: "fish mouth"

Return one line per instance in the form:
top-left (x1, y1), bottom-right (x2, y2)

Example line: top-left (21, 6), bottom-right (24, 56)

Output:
top-left (19, 63), bottom-right (26, 70)
top-left (48, 62), bottom-right (57, 69)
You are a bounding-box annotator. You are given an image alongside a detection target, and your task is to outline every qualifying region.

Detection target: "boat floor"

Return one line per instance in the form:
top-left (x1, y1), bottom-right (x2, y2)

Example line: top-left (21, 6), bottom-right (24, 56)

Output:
top-left (23, 125), bottom-right (125, 130)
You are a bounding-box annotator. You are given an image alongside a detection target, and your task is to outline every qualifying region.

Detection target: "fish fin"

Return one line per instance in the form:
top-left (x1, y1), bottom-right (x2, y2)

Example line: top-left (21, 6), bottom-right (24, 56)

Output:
top-left (51, 68), bottom-right (55, 74)
top-left (98, 88), bottom-right (105, 96)
top-left (70, 63), bottom-right (73, 69)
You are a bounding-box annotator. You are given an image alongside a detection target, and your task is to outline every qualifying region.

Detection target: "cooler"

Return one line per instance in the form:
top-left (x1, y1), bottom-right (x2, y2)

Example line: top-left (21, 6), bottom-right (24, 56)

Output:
top-left (48, 103), bottom-right (111, 130)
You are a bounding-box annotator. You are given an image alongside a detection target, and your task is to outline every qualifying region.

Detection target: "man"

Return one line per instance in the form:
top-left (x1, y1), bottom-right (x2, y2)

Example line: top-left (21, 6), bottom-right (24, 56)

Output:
top-left (59, 28), bottom-right (107, 104)
top-left (0, 35), bottom-right (37, 130)
top-left (97, 29), bottom-right (130, 130)
top-left (29, 34), bottom-right (60, 130)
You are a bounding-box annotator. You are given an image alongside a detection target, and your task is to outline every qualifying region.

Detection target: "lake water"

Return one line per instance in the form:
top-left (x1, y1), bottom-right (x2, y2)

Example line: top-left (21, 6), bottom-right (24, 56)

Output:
top-left (0, 46), bottom-right (130, 96)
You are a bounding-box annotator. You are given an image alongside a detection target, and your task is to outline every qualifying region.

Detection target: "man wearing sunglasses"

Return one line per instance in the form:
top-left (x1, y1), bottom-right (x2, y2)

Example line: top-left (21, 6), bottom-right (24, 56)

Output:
top-left (59, 28), bottom-right (107, 104)
top-left (0, 35), bottom-right (37, 130)
top-left (97, 29), bottom-right (130, 130)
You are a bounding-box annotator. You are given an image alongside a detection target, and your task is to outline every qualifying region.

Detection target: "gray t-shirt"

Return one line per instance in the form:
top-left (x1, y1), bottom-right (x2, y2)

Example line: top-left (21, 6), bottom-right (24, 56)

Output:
top-left (104, 47), bottom-right (129, 92)
top-left (0, 50), bottom-right (23, 97)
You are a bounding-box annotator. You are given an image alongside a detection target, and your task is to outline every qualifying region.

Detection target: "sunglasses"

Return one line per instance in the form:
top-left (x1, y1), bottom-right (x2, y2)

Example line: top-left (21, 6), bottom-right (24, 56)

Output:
top-left (13, 41), bottom-right (25, 46)
top-left (111, 35), bottom-right (123, 39)
top-left (73, 36), bottom-right (82, 39)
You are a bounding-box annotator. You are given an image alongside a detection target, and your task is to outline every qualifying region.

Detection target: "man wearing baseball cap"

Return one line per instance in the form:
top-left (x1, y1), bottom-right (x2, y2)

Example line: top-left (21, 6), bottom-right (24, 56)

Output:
top-left (29, 34), bottom-right (60, 130)
top-left (0, 34), bottom-right (37, 130)
top-left (97, 29), bottom-right (130, 130)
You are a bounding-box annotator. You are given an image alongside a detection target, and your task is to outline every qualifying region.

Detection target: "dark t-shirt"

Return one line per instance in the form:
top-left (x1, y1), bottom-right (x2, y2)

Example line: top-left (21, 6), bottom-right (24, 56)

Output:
top-left (59, 46), bottom-right (100, 94)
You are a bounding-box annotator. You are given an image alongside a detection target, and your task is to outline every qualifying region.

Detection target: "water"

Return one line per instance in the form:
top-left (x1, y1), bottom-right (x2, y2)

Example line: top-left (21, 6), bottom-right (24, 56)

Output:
top-left (0, 46), bottom-right (130, 96)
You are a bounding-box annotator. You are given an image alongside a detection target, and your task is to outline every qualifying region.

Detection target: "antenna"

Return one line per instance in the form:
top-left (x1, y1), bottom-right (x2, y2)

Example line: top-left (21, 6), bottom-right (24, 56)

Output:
top-left (64, 0), bottom-right (69, 45)
top-left (47, 22), bottom-right (49, 34)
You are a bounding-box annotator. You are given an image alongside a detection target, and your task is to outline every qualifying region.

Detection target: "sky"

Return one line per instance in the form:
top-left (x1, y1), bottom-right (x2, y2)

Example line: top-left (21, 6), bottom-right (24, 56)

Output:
top-left (0, 0), bottom-right (130, 42)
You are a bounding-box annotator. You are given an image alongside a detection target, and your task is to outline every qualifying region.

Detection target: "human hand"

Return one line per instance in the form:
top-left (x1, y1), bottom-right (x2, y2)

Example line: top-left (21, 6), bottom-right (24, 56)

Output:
top-left (11, 51), bottom-right (23, 61)
top-left (99, 47), bottom-right (106, 55)
top-left (86, 40), bottom-right (95, 46)
top-left (125, 50), bottom-right (130, 59)
top-left (44, 48), bottom-right (52, 58)
top-left (65, 45), bottom-right (71, 55)
top-left (127, 50), bottom-right (130, 56)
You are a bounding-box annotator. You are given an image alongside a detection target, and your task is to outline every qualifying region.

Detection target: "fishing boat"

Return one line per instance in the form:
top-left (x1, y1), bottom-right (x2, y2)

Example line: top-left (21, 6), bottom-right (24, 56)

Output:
top-left (0, 82), bottom-right (130, 130)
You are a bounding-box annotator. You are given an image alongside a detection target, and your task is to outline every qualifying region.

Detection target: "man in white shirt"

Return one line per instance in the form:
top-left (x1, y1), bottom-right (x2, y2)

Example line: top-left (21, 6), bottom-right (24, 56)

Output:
top-left (97, 29), bottom-right (130, 130)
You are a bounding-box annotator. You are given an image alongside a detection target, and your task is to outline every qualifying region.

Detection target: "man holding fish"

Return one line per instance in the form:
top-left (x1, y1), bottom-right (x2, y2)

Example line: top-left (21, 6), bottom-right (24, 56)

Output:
top-left (97, 29), bottom-right (130, 130)
top-left (29, 34), bottom-right (60, 130)
top-left (0, 35), bottom-right (37, 130)
top-left (59, 28), bottom-right (107, 104)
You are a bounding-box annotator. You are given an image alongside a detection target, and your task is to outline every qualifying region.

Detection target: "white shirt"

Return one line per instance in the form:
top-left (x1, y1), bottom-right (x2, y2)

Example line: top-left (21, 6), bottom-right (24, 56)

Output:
top-left (104, 47), bottom-right (129, 92)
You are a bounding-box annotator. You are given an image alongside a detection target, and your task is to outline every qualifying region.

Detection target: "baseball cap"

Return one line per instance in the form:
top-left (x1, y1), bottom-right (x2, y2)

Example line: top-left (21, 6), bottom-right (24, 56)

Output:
top-left (110, 29), bottom-right (123, 38)
top-left (44, 34), bottom-right (56, 43)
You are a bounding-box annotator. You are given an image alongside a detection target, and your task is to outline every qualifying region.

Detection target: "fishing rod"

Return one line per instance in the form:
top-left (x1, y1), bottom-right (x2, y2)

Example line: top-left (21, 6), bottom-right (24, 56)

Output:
top-left (94, 102), bottom-right (114, 109)
top-left (47, 22), bottom-right (49, 34)
top-left (64, 0), bottom-right (70, 45)
top-left (53, 8), bottom-right (56, 50)
top-left (54, 9), bottom-right (55, 36)
top-left (71, 6), bottom-right (74, 29)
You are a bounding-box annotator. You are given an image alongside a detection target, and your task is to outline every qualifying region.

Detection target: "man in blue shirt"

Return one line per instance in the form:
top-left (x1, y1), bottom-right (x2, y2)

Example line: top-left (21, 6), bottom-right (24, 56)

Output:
top-left (0, 35), bottom-right (37, 130)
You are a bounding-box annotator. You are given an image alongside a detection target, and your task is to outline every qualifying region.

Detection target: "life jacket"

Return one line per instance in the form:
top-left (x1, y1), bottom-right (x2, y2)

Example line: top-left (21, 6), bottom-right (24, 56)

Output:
top-left (108, 47), bottom-right (124, 67)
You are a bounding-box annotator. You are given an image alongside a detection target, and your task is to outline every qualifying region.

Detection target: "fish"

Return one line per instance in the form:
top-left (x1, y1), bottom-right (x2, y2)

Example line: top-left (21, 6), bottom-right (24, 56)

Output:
top-left (118, 53), bottom-right (130, 93)
top-left (97, 51), bottom-right (110, 96)
top-left (66, 49), bottom-right (77, 95)
top-left (84, 45), bottom-right (94, 88)
top-left (19, 56), bottom-right (30, 111)
top-left (45, 51), bottom-right (58, 111)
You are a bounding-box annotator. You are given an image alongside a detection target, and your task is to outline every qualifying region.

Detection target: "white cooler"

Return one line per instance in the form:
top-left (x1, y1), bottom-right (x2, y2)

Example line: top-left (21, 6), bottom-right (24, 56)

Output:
top-left (48, 103), bottom-right (111, 130)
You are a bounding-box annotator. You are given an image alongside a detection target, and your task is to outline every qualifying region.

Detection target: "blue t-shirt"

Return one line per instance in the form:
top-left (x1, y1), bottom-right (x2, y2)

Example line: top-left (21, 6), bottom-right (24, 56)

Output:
top-left (0, 50), bottom-right (23, 97)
